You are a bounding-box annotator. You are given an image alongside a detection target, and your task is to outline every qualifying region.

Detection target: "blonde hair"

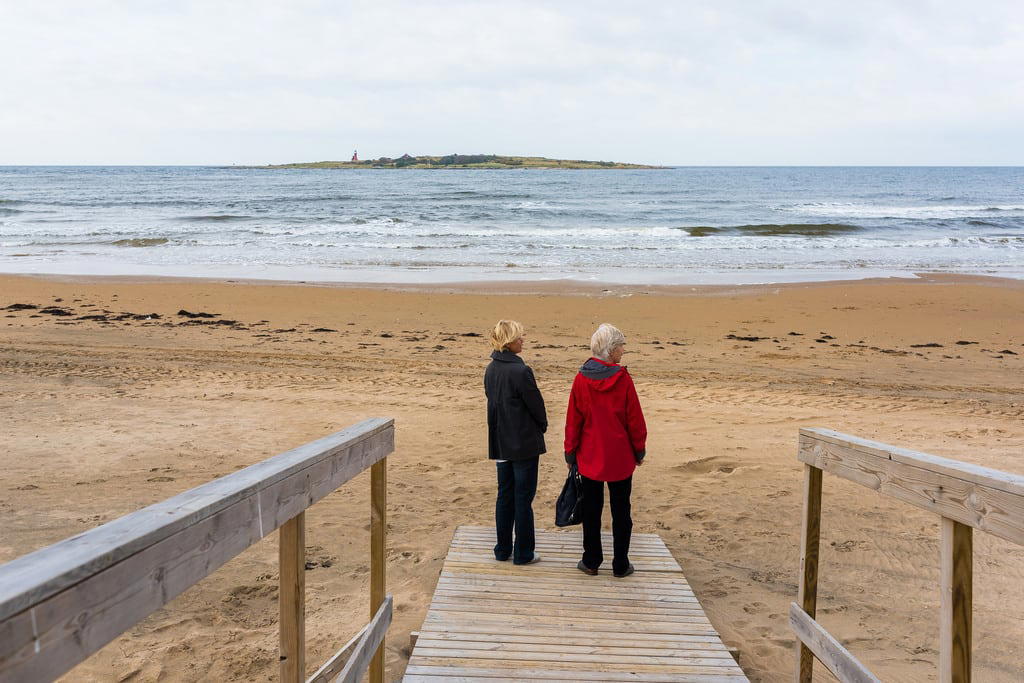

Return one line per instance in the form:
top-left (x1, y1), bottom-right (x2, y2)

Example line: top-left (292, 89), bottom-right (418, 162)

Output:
top-left (489, 319), bottom-right (525, 351)
top-left (590, 323), bottom-right (625, 361)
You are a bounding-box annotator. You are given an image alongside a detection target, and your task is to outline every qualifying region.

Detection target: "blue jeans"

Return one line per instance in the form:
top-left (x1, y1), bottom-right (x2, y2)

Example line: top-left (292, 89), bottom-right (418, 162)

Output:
top-left (494, 457), bottom-right (539, 564)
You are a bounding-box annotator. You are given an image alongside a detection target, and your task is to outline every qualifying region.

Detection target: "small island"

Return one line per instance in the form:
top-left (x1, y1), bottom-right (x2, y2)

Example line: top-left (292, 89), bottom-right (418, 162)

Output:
top-left (257, 154), bottom-right (665, 170)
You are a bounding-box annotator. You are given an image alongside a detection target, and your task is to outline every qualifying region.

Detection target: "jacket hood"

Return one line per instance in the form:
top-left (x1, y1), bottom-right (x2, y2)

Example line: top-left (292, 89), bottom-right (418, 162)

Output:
top-left (579, 357), bottom-right (626, 391)
top-left (491, 350), bottom-right (524, 363)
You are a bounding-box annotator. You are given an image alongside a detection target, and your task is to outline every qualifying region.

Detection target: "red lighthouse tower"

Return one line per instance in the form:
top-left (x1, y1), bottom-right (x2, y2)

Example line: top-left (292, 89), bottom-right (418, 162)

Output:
top-left (351, 150), bottom-right (359, 162)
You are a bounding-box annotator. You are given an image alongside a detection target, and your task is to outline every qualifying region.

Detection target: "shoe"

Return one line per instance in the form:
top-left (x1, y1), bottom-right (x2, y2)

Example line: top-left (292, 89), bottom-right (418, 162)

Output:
top-left (494, 555), bottom-right (510, 562)
top-left (613, 563), bottom-right (635, 578)
top-left (577, 560), bottom-right (598, 576)
top-left (514, 553), bottom-right (541, 565)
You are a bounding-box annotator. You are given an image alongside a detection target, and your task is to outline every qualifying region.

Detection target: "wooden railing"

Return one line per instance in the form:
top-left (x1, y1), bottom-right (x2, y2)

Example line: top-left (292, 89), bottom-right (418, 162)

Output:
top-left (0, 417), bottom-right (395, 683)
top-left (792, 428), bottom-right (1024, 683)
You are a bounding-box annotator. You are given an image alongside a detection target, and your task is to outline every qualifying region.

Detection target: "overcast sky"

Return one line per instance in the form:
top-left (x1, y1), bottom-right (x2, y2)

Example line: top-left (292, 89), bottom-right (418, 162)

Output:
top-left (2, 1), bottom-right (1022, 165)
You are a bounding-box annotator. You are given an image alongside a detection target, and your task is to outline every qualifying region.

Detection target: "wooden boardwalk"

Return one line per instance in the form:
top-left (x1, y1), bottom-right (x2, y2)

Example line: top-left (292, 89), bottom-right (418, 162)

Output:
top-left (404, 525), bottom-right (749, 682)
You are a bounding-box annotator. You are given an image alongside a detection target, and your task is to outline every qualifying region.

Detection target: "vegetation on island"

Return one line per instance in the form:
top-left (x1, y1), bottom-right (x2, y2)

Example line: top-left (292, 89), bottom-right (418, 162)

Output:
top-left (259, 154), bottom-right (665, 170)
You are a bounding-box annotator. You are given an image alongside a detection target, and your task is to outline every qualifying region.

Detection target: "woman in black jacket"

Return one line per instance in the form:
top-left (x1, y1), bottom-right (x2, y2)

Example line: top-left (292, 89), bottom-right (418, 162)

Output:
top-left (484, 319), bottom-right (547, 565)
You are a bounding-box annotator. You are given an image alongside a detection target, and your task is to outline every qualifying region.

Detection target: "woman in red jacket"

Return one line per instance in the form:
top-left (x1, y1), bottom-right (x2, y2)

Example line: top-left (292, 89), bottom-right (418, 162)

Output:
top-left (564, 323), bottom-right (647, 577)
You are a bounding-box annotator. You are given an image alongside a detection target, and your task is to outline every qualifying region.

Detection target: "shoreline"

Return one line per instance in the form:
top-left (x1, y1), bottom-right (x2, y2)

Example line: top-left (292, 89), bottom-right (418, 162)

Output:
top-left (5, 270), bottom-right (1024, 298)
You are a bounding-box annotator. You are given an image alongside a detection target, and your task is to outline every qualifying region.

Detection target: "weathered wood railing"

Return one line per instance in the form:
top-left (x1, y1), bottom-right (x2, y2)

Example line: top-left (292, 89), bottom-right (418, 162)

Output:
top-left (792, 427), bottom-right (1024, 683)
top-left (0, 417), bottom-right (395, 683)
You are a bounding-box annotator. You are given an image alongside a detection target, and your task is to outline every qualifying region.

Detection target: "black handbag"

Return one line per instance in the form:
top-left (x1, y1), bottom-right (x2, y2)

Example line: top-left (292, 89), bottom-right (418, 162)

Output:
top-left (555, 464), bottom-right (584, 527)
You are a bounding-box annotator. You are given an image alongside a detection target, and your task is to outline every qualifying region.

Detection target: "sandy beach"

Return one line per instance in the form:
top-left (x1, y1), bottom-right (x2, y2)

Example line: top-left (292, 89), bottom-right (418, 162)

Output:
top-left (2, 272), bottom-right (1022, 682)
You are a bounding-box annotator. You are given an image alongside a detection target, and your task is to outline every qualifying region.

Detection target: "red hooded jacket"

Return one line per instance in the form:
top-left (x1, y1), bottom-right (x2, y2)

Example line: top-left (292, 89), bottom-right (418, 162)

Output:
top-left (563, 358), bottom-right (647, 482)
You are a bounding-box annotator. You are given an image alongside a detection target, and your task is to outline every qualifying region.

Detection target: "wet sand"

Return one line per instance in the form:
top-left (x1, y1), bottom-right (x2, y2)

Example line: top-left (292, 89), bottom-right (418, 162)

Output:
top-left (1, 273), bottom-right (1022, 681)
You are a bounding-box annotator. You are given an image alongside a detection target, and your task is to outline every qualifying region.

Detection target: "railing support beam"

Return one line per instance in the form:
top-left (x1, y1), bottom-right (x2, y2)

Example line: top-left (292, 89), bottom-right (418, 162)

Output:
top-left (794, 464), bottom-right (823, 683)
top-left (369, 457), bottom-right (387, 683)
top-left (280, 512), bottom-right (306, 683)
top-left (940, 517), bottom-right (972, 683)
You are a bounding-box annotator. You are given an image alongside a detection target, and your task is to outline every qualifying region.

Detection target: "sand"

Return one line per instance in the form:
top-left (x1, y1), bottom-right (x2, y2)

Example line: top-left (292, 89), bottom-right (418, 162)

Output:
top-left (1, 272), bottom-right (1022, 682)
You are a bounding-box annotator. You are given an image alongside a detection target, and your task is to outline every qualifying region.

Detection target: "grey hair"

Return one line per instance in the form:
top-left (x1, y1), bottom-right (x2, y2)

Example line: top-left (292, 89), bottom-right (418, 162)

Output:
top-left (590, 323), bottom-right (625, 361)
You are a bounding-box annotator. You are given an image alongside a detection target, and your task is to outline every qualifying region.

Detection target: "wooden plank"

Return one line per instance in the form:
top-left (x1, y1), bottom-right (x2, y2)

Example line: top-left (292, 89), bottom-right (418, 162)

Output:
top-left (423, 608), bottom-right (718, 631)
top-left (337, 595), bottom-right (393, 683)
top-left (450, 538), bottom-right (671, 551)
top-left (417, 629), bottom-right (726, 648)
top-left (452, 530), bottom-right (668, 547)
top-left (0, 417), bottom-right (393, 621)
top-left (939, 518), bottom-right (972, 683)
top-left (3, 493), bottom-right (261, 680)
top-left (435, 579), bottom-right (697, 597)
top-left (0, 419), bottom-right (395, 682)
top-left (455, 525), bottom-right (668, 541)
top-left (794, 464), bottom-right (822, 683)
top-left (448, 536), bottom-right (673, 552)
top-left (427, 604), bottom-right (713, 624)
top-left (449, 546), bottom-right (673, 558)
top-left (405, 678), bottom-right (732, 683)
top-left (440, 557), bottom-right (679, 573)
top-left (405, 666), bottom-right (747, 682)
top-left (432, 590), bottom-right (700, 609)
top-left (369, 457), bottom-right (387, 683)
top-left (411, 648), bottom-right (739, 667)
top-left (442, 565), bottom-right (687, 583)
top-left (437, 574), bottom-right (697, 594)
top-left (306, 619), bottom-right (368, 683)
top-left (428, 602), bottom-right (708, 626)
top-left (431, 590), bottom-right (703, 610)
top-left (415, 634), bottom-right (729, 651)
top-left (788, 604), bottom-right (880, 683)
top-left (798, 430), bottom-right (1024, 545)
top-left (439, 571), bottom-right (696, 591)
top-left (408, 655), bottom-right (742, 675)
top-left (414, 639), bottom-right (733, 659)
top-left (801, 428), bottom-right (1024, 497)
top-left (280, 512), bottom-right (305, 683)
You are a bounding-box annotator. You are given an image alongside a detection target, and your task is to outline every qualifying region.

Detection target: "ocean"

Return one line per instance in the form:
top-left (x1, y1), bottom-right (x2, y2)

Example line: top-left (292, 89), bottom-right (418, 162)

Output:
top-left (1, 166), bottom-right (1023, 285)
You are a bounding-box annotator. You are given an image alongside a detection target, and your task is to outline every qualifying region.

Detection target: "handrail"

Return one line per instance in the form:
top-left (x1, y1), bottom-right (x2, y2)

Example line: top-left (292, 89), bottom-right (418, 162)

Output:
top-left (793, 427), bottom-right (1024, 683)
top-left (0, 417), bottom-right (395, 683)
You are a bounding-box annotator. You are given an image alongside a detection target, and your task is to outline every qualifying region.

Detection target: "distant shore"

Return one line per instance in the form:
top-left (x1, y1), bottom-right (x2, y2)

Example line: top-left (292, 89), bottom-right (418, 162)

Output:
top-left (249, 154), bottom-right (667, 170)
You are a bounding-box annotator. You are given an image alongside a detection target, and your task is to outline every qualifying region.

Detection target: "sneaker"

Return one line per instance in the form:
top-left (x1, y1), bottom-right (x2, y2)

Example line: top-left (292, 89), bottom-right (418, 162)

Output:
top-left (577, 560), bottom-right (598, 576)
top-left (514, 553), bottom-right (541, 565)
top-left (613, 563), bottom-right (635, 578)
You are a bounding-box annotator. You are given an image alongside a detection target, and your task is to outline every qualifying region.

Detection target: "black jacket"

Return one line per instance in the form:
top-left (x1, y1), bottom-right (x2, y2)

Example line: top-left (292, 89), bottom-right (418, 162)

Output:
top-left (484, 350), bottom-right (548, 460)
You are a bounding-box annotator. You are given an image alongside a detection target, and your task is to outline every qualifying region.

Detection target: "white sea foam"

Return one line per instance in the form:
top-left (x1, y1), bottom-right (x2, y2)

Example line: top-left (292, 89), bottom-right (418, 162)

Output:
top-left (780, 202), bottom-right (1024, 219)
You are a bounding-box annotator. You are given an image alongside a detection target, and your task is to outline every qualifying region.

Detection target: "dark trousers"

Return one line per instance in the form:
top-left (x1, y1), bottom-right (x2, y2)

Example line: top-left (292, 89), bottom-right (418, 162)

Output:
top-left (580, 474), bottom-right (633, 575)
top-left (494, 457), bottom-right (539, 564)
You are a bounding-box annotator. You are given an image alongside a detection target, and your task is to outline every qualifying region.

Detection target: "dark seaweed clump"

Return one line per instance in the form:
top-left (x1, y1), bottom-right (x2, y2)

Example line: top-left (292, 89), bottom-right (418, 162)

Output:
top-left (681, 223), bottom-right (862, 237)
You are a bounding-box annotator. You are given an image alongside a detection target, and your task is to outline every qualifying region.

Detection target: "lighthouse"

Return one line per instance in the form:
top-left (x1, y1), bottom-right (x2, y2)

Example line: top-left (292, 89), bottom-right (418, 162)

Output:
top-left (351, 150), bottom-right (359, 162)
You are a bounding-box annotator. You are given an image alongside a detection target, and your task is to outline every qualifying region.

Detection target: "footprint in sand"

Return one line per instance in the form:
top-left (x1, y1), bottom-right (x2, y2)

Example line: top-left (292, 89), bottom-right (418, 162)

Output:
top-left (672, 455), bottom-right (740, 475)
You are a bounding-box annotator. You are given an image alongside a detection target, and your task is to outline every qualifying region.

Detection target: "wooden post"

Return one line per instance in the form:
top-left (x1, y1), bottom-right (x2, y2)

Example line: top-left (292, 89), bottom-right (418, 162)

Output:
top-left (940, 517), bottom-right (972, 683)
top-left (795, 464), bottom-right (823, 683)
top-left (280, 512), bottom-right (306, 683)
top-left (369, 457), bottom-right (387, 683)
